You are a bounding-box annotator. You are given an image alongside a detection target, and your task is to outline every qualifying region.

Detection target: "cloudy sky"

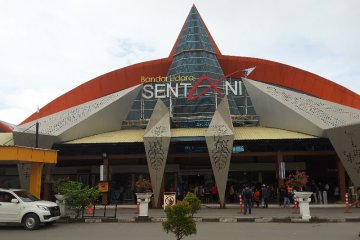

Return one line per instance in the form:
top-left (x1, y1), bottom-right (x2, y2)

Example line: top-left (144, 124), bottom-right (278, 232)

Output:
top-left (0, 0), bottom-right (359, 125)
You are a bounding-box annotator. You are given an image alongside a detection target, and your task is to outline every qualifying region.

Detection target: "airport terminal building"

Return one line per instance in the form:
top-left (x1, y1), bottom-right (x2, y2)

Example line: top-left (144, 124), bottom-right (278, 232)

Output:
top-left (1, 6), bottom-right (360, 206)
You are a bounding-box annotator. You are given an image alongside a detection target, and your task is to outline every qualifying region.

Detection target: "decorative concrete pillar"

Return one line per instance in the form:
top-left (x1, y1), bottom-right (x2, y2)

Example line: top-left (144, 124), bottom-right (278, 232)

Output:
top-left (205, 96), bottom-right (234, 208)
top-left (43, 164), bottom-right (54, 200)
top-left (144, 99), bottom-right (171, 207)
top-left (326, 124), bottom-right (360, 187)
top-left (136, 192), bottom-right (153, 218)
top-left (294, 192), bottom-right (313, 220)
top-left (337, 157), bottom-right (346, 202)
top-left (18, 163), bottom-right (31, 190)
top-left (29, 163), bottom-right (43, 198)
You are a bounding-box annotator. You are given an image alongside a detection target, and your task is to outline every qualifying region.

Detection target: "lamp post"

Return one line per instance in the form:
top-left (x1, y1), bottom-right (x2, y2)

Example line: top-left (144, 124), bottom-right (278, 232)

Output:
top-left (35, 106), bottom-right (39, 148)
top-left (101, 153), bottom-right (109, 204)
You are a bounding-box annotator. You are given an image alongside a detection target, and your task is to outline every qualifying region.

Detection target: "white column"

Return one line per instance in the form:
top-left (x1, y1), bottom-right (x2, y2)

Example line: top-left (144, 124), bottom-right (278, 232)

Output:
top-left (294, 192), bottom-right (313, 220)
top-left (136, 193), bottom-right (153, 217)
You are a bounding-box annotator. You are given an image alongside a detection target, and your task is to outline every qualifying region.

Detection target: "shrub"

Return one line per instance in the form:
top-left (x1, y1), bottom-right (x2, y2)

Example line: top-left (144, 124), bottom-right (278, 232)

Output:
top-left (52, 178), bottom-right (70, 195)
top-left (183, 192), bottom-right (201, 217)
top-left (162, 201), bottom-right (197, 240)
top-left (61, 181), bottom-right (100, 218)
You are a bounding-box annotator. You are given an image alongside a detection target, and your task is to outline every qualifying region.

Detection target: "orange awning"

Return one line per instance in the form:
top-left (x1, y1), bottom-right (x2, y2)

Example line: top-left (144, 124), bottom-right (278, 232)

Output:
top-left (0, 146), bottom-right (57, 164)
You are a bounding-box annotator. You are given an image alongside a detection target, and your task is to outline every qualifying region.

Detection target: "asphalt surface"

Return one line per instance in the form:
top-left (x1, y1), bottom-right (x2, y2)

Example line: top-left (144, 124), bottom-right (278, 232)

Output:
top-left (1, 222), bottom-right (359, 240)
top-left (1, 204), bottom-right (359, 240)
top-left (68, 203), bottom-right (360, 223)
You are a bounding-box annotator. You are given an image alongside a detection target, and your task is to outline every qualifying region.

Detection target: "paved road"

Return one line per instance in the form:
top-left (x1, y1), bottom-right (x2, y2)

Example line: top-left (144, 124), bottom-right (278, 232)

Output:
top-left (82, 204), bottom-right (360, 222)
top-left (1, 222), bottom-right (359, 240)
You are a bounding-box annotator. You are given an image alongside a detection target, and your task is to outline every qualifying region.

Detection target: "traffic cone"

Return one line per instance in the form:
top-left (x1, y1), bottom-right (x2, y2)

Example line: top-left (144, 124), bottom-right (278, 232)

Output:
top-left (135, 202), bottom-right (140, 214)
top-left (344, 193), bottom-right (351, 213)
top-left (239, 195), bottom-right (243, 214)
top-left (87, 203), bottom-right (94, 215)
top-left (292, 197), bottom-right (299, 214)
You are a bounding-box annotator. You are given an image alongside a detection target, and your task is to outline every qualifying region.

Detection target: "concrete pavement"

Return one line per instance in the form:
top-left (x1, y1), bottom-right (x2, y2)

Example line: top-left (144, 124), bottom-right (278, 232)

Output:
top-left (61, 203), bottom-right (360, 223)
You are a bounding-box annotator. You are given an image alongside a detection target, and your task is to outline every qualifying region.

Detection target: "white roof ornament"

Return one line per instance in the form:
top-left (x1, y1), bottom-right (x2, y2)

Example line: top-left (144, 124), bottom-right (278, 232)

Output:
top-left (243, 67), bottom-right (256, 78)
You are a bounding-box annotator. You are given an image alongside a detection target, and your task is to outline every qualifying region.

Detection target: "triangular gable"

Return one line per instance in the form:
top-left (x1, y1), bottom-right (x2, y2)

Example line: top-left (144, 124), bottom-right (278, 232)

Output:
top-left (169, 5), bottom-right (221, 57)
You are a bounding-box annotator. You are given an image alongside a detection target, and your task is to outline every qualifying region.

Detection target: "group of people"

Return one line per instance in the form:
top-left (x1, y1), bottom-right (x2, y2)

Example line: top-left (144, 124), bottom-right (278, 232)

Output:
top-left (239, 184), bottom-right (274, 215)
top-left (175, 184), bottom-right (219, 203)
top-left (310, 181), bottom-right (332, 204)
top-left (237, 180), bottom-right (346, 215)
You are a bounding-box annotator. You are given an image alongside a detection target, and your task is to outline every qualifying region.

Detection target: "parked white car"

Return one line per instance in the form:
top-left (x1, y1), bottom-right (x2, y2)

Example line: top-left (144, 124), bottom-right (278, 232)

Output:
top-left (0, 188), bottom-right (60, 230)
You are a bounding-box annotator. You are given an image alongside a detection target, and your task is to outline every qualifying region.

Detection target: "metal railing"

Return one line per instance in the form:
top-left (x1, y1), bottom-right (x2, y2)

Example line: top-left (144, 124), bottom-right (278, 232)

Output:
top-left (81, 204), bottom-right (118, 218)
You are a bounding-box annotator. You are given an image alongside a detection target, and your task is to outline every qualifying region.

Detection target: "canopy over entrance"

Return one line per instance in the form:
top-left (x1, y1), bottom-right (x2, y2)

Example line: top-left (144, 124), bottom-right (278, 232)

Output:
top-left (0, 146), bottom-right (57, 197)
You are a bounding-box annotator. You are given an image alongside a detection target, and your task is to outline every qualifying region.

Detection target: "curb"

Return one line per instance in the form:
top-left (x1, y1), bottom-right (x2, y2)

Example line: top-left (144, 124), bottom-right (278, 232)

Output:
top-left (255, 217), bottom-right (273, 223)
top-left (57, 217), bottom-right (360, 224)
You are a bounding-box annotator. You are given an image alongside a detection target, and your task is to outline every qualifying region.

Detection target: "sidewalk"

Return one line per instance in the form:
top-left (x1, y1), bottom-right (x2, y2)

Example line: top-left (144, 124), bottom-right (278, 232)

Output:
top-left (60, 203), bottom-right (360, 223)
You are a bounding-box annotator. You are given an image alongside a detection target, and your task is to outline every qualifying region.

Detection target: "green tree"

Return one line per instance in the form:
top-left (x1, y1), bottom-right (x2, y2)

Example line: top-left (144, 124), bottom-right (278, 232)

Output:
top-left (183, 192), bottom-right (201, 217)
top-left (162, 201), bottom-right (197, 240)
top-left (61, 181), bottom-right (100, 218)
top-left (52, 178), bottom-right (70, 194)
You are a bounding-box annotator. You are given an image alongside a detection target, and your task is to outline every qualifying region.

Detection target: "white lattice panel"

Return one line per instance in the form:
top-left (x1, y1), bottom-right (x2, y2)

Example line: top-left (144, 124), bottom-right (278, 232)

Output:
top-left (243, 79), bottom-right (360, 135)
top-left (15, 85), bottom-right (140, 136)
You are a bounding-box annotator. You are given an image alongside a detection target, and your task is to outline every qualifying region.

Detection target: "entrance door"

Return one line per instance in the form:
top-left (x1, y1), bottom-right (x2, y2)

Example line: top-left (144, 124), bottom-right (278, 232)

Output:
top-left (180, 174), bottom-right (204, 192)
top-left (165, 173), bottom-right (177, 192)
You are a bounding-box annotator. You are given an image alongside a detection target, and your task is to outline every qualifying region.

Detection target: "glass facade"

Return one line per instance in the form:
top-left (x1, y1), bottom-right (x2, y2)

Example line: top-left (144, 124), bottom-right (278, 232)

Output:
top-left (167, 7), bottom-right (224, 123)
top-left (124, 6), bottom-right (258, 129)
top-left (173, 7), bottom-right (216, 55)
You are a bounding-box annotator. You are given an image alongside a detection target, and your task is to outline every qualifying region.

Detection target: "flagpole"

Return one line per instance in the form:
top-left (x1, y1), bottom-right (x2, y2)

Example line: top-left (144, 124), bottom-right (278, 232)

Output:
top-left (35, 106), bottom-right (39, 148)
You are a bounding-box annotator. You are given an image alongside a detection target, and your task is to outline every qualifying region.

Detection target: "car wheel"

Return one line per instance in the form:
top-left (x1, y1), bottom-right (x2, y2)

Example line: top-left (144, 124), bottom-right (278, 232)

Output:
top-left (23, 213), bottom-right (40, 230)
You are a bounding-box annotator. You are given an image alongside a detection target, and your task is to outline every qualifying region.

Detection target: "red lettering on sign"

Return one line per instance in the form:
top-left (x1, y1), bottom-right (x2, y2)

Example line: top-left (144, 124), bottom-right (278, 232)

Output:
top-left (188, 70), bottom-right (241, 101)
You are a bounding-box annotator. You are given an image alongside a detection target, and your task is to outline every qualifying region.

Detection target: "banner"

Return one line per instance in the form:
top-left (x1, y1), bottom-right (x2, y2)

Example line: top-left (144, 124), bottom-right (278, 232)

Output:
top-left (98, 181), bottom-right (109, 193)
top-left (163, 192), bottom-right (176, 209)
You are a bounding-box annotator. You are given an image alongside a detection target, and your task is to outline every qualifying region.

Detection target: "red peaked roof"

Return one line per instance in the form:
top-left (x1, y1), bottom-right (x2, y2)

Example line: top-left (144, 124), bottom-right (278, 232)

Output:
top-left (0, 120), bottom-right (14, 132)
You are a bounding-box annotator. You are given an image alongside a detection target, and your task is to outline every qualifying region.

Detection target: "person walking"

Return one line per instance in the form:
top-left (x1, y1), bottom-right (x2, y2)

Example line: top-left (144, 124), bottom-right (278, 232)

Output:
top-left (253, 188), bottom-right (260, 207)
top-left (318, 182), bottom-right (324, 204)
top-left (176, 185), bottom-right (184, 201)
top-left (283, 186), bottom-right (291, 208)
top-left (279, 186), bottom-right (285, 207)
top-left (334, 185), bottom-right (340, 202)
top-left (199, 185), bottom-right (205, 203)
top-left (261, 184), bottom-right (266, 207)
top-left (323, 183), bottom-right (329, 204)
top-left (229, 185), bottom-right (235, 203)
top-left (311, 181), bottom-right (319, 204)
top-left (211, 184), bottom-right (218, 203)
top-left (279, 186), bottom-right (288, 208)
top-left (242, 185), bottom-right (253, 215)
top-left (262, 185), bottom-right (271, 208)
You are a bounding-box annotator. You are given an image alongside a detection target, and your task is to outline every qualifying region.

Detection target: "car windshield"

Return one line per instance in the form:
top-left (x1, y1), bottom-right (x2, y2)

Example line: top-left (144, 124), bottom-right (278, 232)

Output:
top-left (14, 191), bottom-right (40, 202)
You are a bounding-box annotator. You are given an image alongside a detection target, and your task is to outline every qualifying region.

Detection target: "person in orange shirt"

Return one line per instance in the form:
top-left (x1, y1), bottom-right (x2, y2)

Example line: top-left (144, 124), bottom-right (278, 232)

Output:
top-left (211, 185), bottom-right (218, 203)
top-left (283, 186), bottom-right (291, 208)
top-left (253, 188), bottom-right (260, 207)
